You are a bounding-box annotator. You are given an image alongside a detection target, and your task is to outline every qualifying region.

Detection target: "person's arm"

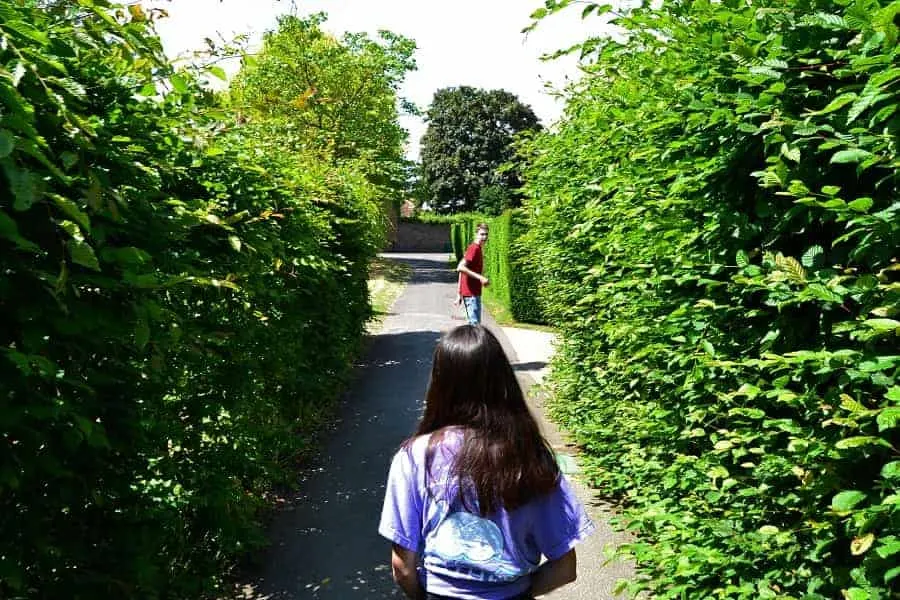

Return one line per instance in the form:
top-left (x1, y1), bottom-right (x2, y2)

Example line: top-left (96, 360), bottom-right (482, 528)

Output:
top-left (456, 258), bottom-right (489, 286)
top-left (455, 271), bottom-right (463, 305)
top-left (379, 447), bottom-right (425, 599)
top-left (529, 549), bottom-right (577, 596)
top-left (390, 543), bottom-right (425, 600)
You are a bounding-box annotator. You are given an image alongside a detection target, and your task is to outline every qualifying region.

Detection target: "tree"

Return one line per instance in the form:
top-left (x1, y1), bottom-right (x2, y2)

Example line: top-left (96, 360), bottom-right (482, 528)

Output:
top-left (230, 14), bottom-right (417, 193)
top-left (419, 86), bottom-right (540, 213)
top-left (475, 185), bottom-right (513, 216)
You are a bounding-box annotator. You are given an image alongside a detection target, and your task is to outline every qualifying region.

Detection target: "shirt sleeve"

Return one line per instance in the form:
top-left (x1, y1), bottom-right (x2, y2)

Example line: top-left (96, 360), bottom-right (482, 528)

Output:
top-left (378, 448), bottom-right (423, 553)
top-left (464, 243), bottom-right (478, 263)
top-left (531, 475), bottom-right (595, 560)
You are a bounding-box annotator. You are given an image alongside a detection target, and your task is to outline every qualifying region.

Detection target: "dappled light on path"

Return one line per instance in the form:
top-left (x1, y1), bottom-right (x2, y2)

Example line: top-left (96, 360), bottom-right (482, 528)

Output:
top-left (226, 253), bottom-right (635, 599)
top-left (236, 330), bottom-right (440, 599)
top-left (230, 254), bottom-right (458, 599)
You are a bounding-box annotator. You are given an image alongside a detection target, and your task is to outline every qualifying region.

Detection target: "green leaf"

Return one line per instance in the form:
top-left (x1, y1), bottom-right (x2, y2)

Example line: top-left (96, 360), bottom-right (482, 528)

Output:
top-left (831, 149), bottom-right (874, 164)
top-left (48, 76), bottom-right (87, 100)
top-left (876, 538), bottom-right (900, 558)
top-left (748, 65), bottom-right (781, 79)
top-left (842, 588), bottom-right (869, 600)
top-left (869, 103), bottom-right (898, 127)
top-left (886, 387), bottom-right (900, 402)
top-left (868, 67), bottom-right (900, 89)
top-left (736, 250), bottom-right (749, 267)
top-left (850, 533), bottom-right (874, 555)
top-left (0, 209), bottom-right (39, 252)
top-left (732, 383), bottom-right (760, 399)
top-left (806, 12), bottom-right (848, 29)
top-left (832, 490), bottom-right (866, 511)
top-left (814, 92), bottom-right (857, 114)
top-left (58, 220), bottom-right (100, 271)
top-left (208, 66), bottom-right (227, 81)
top-left (60, 151), bottom-right (78, 170)
top-left (848, 197), bottom-right (873, 212)
top-left (228, 235), bottom-right (242, 252)
top-left (0, 210), bottom-right (19, 239)
top-left (48, 194), bottom-right (90, 231)
top-left (877, 407), bottom-right (900, 431)
top-left (807, 283), bottom-right (842, 303)
top-left (3, 164), bottom-right (40, 211)
top-left (882, 461), bottom-right (900, 480)
top-left (863, 318), bottom-right (900, 332)
top-left (69, 239), bottom-right (100, 271)
top-left (0, 130), bottom-right (14, 159)
top-left (885, 565), bottom-right (900, 583)
top-left (801, 245), bottom-right (823, 268)
top-left (835, 436), bottom-right (891, 450)
top-left (781, 143), bottom-right (800, 163)
top-left (169, 74), bottom-right (189, 94)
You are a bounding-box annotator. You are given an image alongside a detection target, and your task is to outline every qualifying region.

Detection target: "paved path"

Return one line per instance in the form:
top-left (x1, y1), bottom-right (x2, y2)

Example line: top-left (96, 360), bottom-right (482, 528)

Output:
top-left (233, 253), bottom-right (633, 600)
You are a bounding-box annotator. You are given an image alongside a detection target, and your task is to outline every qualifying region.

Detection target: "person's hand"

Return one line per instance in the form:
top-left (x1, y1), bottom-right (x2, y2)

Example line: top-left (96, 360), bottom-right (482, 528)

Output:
top-left (481, 276), bottom-right (490, 287)
top-left (454, 294), bottom-right (462, 306)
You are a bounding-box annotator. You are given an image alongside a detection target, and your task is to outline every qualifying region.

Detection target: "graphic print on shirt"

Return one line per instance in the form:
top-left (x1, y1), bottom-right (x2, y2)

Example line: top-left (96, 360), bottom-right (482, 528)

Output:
top-left (423, 502), bottom-right (525, 582)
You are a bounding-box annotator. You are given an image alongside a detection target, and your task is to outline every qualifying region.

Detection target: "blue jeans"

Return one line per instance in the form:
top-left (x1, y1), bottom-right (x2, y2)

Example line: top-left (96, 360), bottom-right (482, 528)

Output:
top-left (463, 295), bottom-right (482, 325)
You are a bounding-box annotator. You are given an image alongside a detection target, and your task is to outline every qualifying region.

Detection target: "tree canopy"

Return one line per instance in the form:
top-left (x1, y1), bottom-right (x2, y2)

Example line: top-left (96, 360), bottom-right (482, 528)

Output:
top-left (230, 13), bottom-right (417, 192)
top-left (418, 86), bottom-right (540, 213)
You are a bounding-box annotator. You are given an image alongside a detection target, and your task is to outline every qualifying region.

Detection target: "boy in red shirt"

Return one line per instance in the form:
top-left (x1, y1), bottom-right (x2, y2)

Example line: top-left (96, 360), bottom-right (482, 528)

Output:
top-left (455, 224), bottom-right (489, 325)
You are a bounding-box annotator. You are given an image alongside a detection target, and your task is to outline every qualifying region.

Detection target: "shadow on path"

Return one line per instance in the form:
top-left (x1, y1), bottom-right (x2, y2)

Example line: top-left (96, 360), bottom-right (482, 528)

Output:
top-left (229, 253), bottom-right (553, 600)
top-left (512, 361), bottom-right (548, 373)
top-left (380, 254), bottom-right (456, 285)
top-left (237, 329), bottom-right (441, 599)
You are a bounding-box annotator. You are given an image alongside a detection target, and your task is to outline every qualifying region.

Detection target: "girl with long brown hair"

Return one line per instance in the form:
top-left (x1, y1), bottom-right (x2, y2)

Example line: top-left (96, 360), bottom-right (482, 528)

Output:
top-left (379, 325), bottom-right (594, 599)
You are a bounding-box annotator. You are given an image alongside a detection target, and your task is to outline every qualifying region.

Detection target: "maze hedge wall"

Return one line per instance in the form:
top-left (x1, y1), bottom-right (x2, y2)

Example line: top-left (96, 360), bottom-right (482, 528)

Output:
top-left (0, 2), bottom-right (389, 597)
top-left (523, 0), bottom-right (899, 598)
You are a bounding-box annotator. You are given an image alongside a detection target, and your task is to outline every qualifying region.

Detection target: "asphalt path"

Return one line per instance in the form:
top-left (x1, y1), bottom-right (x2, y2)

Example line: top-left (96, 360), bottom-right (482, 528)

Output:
top-left (232, 253), bottom-right (633, 600)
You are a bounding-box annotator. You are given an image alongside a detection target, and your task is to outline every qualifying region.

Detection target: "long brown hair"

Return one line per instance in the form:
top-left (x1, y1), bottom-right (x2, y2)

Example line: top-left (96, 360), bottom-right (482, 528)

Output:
top-left (413, 325), bottom-right (559, 515)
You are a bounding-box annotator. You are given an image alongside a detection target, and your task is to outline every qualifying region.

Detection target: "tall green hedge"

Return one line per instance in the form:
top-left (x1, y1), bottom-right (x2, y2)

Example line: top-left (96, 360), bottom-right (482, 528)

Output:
top-left (0, 2), bottom-right (391, 597)
top-left (451, 211), bottom-right (545, 323)
top-left (523, 0), bottom-right (899, 598)
top-left (450, 217), bottom-right (477, 262)
top-left (507, 213), bottom-right (544, 324)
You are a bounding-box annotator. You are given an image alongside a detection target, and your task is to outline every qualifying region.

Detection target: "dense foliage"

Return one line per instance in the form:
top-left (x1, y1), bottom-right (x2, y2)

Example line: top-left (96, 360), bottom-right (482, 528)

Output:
top-left (401, 212), bottom-right (470, 225)
top-left (0, 3), bottom-right (409, 597)
top-left (419, 86), bottom-right (540, 213)
top-left (230, 12), bottom-right (415, 188)
top-left (522, 0), bottom-right (899, 598)
top-left (451, 211), bottom-right (545, 324)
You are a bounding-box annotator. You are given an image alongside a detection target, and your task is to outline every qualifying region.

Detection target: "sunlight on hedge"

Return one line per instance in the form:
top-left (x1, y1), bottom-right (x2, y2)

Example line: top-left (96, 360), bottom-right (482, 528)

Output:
top-left (0, 2), bottom-right (412, 597)
top-left (523, 0), bottom-right (899, 598)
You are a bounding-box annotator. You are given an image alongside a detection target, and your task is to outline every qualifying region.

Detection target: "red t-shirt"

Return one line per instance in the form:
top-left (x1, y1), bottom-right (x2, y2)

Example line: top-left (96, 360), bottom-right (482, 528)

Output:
top-left (460, 242), bottom-right (483, 297)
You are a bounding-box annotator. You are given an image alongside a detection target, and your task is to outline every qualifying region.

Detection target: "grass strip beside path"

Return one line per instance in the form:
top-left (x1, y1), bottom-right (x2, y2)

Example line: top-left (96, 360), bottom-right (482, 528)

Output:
top-left (367, 257), bottom-right (411, 333)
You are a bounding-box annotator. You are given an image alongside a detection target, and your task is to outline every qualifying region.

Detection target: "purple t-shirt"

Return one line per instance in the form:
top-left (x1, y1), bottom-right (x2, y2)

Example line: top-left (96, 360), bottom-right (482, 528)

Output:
top-left (378, 430), bottom-right (594, 599)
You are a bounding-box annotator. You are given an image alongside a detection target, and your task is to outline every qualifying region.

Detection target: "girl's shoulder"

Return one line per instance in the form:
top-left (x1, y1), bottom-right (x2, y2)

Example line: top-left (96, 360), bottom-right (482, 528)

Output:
top-left (405, 433), bottom-right (431, 459)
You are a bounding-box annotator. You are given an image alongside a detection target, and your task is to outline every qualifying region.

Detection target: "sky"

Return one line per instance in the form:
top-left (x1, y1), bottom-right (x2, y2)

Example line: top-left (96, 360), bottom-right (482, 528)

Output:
top-left (146, 0), bottom-right (609, 159)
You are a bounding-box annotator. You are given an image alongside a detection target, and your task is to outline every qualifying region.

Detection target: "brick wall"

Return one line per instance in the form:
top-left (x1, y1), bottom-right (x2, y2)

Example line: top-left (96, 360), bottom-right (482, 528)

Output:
top-left (388, 222), bottom-right (451, 252)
